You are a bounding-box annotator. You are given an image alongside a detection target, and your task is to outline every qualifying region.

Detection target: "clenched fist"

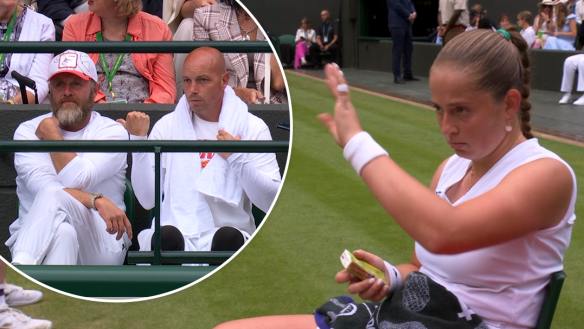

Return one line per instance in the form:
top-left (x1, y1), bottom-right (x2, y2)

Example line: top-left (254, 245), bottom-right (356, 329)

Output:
top-left (117, 111), bottom-right (150, 136)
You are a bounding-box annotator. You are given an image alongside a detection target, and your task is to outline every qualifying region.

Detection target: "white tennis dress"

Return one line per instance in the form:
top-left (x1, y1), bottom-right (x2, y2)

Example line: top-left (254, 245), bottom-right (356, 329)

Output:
top-left (417, 138), bottom-right (577, 329)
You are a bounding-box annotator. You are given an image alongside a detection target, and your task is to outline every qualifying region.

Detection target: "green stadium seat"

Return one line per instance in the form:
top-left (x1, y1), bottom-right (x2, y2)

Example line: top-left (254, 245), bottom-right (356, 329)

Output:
top-left (279, 34), bottom-right (295, 47)
top-left (278, 34), bottom-right (295, 66)
top-left (124, 177), bottom-right (135, 226)
top-left (536, 270), bottom-right (566, 329)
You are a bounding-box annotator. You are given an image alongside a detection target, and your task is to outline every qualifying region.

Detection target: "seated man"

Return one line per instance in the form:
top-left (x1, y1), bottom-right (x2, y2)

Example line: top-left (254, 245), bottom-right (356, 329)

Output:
top-left (7, 50), bottom-right (133, 265)
top-left (117, 47), bottom-right (281, 252)
top-left (309, 9), bottom-right (340, 67)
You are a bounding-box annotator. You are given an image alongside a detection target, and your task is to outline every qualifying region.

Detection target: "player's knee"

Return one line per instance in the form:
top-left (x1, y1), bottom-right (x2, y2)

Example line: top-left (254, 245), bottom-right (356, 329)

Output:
top-left (211, 227), bottom-right (244, 251)
top-left (151, 225), bottom-right (185, 251)
top-left (54, 222), bottom-right (78, 247)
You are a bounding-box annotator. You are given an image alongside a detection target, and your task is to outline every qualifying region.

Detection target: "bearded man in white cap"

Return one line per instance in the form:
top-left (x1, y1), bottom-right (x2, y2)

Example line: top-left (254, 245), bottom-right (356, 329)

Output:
top-left (6, 50), bottom-right (133, 265)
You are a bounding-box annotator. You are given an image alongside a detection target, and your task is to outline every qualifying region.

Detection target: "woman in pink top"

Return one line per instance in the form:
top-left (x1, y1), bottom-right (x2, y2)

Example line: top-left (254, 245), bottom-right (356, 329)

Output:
top-left (63, 0), bottom-right (176, 104)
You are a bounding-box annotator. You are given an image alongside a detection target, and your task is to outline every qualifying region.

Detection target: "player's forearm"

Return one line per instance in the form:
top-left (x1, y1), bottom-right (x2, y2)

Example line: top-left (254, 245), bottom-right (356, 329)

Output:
top-left (50, 152), bottom-right (78, 173)
top-left (62, 188), bottom-right (92, 209)
top-left (395, 264), bottom-right (420, 284)
top-left (270, 56), bottom-right (286, 91)
top-left (329, 35), bottom-right (339, 46)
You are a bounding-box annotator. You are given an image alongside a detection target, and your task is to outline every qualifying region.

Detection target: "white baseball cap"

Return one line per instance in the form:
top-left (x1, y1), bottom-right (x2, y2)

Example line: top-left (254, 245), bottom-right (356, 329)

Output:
top-left (48, 50), bottom-right (98, 82)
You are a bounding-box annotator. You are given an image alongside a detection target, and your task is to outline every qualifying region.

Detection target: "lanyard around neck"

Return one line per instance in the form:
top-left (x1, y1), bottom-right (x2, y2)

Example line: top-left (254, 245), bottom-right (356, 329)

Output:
top-left (96, 31), bottom-right (131, 99)
top-left (322, 22), bottom-right (332, 37)
top-left (0, 6), bottom-right (19, 69)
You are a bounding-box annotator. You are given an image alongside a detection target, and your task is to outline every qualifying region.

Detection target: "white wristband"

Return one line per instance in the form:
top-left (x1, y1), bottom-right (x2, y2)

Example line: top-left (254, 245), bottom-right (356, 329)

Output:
top-left (383, 261), bottom-right (403, 297)
top-left (343, 131), bottom-right (388, 175)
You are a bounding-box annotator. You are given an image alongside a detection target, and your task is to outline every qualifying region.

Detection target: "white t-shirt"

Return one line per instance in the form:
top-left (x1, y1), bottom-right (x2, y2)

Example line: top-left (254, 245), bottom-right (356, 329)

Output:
top-left (131, 111), bottom-right (281, 237)
top-left (439, 0), bottom-right (469, 27)
top-left (192, 114), bottom-right (218, 169)
top-left (11, 111), bottom-right (128, 234)
top-left (521, 26), bottom-right (537, 48)
top-left (416, 139), bottom-right (576, 329)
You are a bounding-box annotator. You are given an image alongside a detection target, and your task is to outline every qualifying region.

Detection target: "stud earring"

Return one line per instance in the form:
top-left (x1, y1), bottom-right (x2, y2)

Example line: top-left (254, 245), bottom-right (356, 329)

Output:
top-left (505, 120), bottom-right (512, 132)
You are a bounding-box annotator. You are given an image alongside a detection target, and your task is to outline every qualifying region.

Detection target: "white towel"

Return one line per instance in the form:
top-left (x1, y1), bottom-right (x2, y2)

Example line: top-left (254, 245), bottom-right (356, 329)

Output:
top-left (163, 85), bottom-right (249, 237)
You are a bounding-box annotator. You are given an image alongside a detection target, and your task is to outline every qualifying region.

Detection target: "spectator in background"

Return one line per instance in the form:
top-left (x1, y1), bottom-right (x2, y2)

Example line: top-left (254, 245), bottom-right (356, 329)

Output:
top-left (0, 1), bottom-right (54, 105)
top-left (518, 11), bottom-right (536, 48)
top-left (470, 3), bottom-right (498, 29)
top-left (533, 0), bottom-right (554, 35)
top-left (437, 0), bottom-right (469, 46)
top-left (310, 10), bottom-right (340, 67)
top-left (386, 0), bottom-right (418, 84)
top-left (559, 53), bottom-right (584, 104)
top-left (465, 9), bottom-right (479, 31)
top-left (38, 0), bottom-right (161, 41)
top-left (544, 2), bottom-right (577, 50)
top-left (576, 0), bottom-right (584, 49)
top-left (477, 15), bottom-right (495, 30)
top-left (163, 0), bottom-right (218, 101)
top-left (294, 17), bottom-right (316, 69)
top-left (63, 0), bottom-right (176, 104)
top-left (193, 0), bottom-right (287, 104)
top-left (564, 0), bottom-right (577, 14)
top-left (499, 12), bottom-right (510, 29)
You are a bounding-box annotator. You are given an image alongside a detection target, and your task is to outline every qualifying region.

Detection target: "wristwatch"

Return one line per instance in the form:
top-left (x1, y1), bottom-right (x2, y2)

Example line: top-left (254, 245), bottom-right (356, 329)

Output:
top-left (90, 193), bottom-right (103, 210)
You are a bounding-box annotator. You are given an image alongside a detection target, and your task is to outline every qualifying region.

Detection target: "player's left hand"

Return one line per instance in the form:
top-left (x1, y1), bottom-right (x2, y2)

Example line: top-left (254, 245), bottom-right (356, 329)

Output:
top-left (318, 63), bottom-right (363, 148)
top-left (35, 117), bottom-right (61, 140)
top-left (217, 129), bottom-right (241, 159)
top-left (335, 249), bottom-right (389, 302)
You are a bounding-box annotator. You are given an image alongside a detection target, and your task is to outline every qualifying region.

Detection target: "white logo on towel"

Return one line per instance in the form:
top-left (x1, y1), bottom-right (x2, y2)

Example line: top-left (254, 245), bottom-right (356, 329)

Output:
top-left (457, 300), bottom-right (476, 321)
top-left (378, 321), bottom-right (427, 329)
top-left (403, 272), bottom-right (430, 312)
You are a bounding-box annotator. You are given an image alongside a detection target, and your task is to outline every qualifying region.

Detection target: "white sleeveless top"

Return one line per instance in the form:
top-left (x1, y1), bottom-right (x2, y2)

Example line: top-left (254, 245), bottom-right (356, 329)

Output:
top-left (416, 138), bottom-right (576, 329)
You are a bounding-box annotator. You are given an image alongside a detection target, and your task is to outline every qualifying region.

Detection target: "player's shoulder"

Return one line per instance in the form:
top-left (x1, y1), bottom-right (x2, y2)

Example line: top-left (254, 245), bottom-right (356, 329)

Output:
top-left (244, 112), bottom-right (272, 140)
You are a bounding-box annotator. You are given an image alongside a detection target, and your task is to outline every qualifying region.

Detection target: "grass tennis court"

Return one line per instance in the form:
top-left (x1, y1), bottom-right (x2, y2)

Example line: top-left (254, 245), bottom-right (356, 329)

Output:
top-left (6, 73), bottom-right (584, 328)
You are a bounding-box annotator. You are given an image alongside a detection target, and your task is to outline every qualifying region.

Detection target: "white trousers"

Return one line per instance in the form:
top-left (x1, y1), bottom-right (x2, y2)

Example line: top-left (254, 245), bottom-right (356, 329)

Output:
top-left (10, 187), bottom-right (130, 265)
top-left (561, 54), bottom-right (584, 92)
top-left (137, 225), bottom-right (251, 252)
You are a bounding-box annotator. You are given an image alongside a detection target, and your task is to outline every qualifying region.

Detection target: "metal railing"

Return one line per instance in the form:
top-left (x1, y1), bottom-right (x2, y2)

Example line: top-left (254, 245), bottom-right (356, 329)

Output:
top-left (2, 140), bottom-right (289, 266)
top-left (0, 41), bottom-right (273, 53)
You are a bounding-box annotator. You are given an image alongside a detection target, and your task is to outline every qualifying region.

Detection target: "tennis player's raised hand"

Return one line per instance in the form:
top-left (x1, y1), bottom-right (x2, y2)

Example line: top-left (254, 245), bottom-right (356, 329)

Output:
top-left (318, 63), bottom-right (363, 148)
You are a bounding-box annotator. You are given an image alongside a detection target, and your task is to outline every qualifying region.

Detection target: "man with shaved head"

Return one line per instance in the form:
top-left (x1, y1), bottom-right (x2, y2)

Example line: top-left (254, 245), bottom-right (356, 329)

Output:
top-left (119, 47), bottom-right (281, 253)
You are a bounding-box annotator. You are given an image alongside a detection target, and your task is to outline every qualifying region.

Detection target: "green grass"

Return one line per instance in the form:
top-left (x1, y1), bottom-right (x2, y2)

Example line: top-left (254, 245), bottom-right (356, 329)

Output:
top-left (6, 73), bottom-right (584, 328)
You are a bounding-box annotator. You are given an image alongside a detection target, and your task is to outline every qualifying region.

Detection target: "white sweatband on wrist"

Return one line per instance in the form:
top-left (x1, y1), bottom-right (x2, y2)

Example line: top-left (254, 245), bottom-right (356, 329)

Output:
top-left (343, 131), bottom-right (388, 175)
top-left (383, 261), bottom-right (403, 297)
